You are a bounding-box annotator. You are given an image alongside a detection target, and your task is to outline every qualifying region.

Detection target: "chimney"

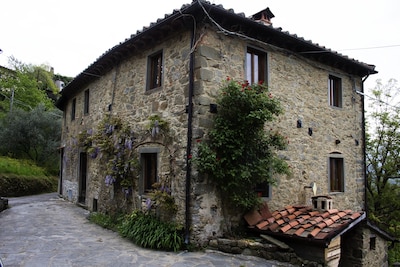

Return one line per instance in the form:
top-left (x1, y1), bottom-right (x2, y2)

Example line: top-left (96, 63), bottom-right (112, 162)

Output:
top-left (312, 195), bottom-right (333, 212)
top-left (251, 7), bottom-right (275, 26)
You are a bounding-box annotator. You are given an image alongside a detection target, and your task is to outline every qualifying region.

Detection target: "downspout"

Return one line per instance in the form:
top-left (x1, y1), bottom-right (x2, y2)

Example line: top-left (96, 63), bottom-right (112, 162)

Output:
top-left (185, 16), bottom-right (196, 246)
top-left (361, 73), bottom-right (370, 215)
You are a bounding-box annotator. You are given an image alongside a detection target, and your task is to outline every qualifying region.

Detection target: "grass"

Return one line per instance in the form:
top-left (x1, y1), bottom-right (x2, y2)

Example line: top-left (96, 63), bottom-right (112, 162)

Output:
top-left (0, 156), bottom-right (58, 197)
top-left (0, 156), bottom-right (47, 176)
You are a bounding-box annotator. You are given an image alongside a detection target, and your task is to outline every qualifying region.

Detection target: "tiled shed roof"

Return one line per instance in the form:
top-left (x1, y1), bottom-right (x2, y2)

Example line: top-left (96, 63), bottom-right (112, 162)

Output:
top-left (244, 203), bottom-right (365, 245)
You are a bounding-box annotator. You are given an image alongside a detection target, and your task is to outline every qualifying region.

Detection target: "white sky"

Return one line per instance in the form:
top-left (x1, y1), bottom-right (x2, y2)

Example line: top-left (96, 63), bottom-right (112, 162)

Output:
top-left (1, 0), bottom-right (400, 91)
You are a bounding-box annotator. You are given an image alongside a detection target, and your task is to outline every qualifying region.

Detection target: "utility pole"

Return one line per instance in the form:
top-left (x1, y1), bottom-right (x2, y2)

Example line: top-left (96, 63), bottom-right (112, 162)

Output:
top-left (10, 88), bottom-right (14, 112)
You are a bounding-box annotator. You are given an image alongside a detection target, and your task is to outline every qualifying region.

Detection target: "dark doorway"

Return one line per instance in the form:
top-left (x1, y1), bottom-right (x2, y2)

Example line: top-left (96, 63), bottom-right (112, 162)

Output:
top-left (59, 148), bottom-right (64, 195)
top-left (78, 152), bottom-right (87, 204)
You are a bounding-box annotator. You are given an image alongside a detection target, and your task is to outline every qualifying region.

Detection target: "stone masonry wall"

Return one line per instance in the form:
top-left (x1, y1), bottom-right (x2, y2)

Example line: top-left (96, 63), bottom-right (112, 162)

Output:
top-left (191, 27), bottom-right (365, 216)
top-left (60, 22), bottom-right (366, 246)
top-left (340, 224), bottom-right (388, 267)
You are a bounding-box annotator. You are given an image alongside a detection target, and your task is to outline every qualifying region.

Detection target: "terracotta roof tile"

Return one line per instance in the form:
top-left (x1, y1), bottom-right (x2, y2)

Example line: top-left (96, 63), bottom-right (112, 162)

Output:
top-left (244, 203), bottom-right (365, 242)
top-left (321, 211), bottom-right (331, 218)
top-left (324, 218), bottom-right (334, 227)
top-left (289, 220), bottom-right (299, 227)
top-left (294, 227), bottom-right (305, 236)
top-left (330, 215), bottom-right (340, 222)
top-left (280, 224), bottom-right (292, 233)
top-left (276, 219), bottom-right (285, 225)
top-left (309, 227), bottom-right (322, 237)
top-left (328, 208), bottom-right (339, 214)
top-left (256, 220), bottom-right (270, 230)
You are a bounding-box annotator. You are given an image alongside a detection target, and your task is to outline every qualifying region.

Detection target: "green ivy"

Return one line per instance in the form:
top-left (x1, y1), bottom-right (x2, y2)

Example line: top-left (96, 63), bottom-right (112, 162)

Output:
top-left (195, 79), bottom-right (290, 211)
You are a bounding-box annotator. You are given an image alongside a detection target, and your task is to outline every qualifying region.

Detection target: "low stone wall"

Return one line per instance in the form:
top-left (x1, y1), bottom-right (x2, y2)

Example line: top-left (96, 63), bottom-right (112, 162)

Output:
top-left (0, 197), bottom-right (8, 212)
top-left (208, 238), bottom-right (322, 267)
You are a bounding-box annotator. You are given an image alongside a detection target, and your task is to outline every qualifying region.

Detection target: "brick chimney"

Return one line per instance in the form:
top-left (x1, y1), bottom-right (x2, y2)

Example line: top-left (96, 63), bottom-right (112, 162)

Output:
top-left (312, 195), bottom-right (333, 212)
top-left (251, 7), bottom-right (274, 26)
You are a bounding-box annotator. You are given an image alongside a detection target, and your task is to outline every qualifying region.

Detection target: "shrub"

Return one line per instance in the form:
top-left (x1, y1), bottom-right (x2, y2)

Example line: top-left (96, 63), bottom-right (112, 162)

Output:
top-left (119, 210), bottom-right (183, 252)
top-left (195, 79), bottom-right (290, 211)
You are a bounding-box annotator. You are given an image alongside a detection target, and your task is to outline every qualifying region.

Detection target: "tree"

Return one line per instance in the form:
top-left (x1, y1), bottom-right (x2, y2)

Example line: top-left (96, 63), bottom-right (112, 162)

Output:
top-left (196, 79), bottom-right (290, 211)
top-left (0, 57), bottom-right (62, 115)
top-left (0, 104), bottom-right (62, 174)
top-left (366, 78), bottom-right (400, 236)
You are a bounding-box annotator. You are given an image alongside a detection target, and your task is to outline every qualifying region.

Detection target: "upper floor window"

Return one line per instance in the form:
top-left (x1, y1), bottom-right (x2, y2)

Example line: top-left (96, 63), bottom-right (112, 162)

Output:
top-left (246, 47), bottom-right (267, 85)
top-left (255, 182), bottom-right (271, 199)
top-left (71, 98), bottom-right (76, 121)
top-left (329, 75), bottom-right (342, 108)
top-left (329, 152), bottom-right (344, 192)
top-left (84, 89), bottom-right (90, 115)
top-left (147, 51), bottom-right (163, 90)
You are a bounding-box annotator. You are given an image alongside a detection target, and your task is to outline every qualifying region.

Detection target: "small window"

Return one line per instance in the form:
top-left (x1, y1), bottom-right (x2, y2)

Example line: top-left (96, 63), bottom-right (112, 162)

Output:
top-left (329, 153), bottom-right (344, 192)
top-left (84, 89), bottom-right (89, 115)
top-left (246, 47), bottom-right (267, 85)
top-left (147, 51), bottom-right (163, 90)
top-left (329, 75), bottom-right (342, 108)
top-left (71, 98), bottom-right (76, 121)
top-left (142, 153), bottom-right (158, 193)
top-left (369, 235), bottom-right (376, 250)
top-left (255, 182), bottom-right (271, 198)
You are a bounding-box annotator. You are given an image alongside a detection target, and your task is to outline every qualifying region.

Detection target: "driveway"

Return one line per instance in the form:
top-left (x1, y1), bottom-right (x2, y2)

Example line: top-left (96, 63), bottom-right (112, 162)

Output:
top-left (0, 193), bottom-right (295, 267)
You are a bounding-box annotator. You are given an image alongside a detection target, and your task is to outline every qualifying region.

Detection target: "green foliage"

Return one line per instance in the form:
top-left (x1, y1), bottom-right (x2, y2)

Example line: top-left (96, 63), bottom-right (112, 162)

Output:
top-left (365, 79), bottom-right (400, 264)
top-left (88, 212), bottom-right (123, 232)
top-left (146, 182), bottom-right (177, 220)
top-left (119, 210), bottom-right (183, 251)
top-left (0, 157), bottom-right (57, 196)
top-left (0, 156), bottom-right (47, 176)
top-left (0, 105), bottom-right (62, 174)
top-left (0, 58), bottom-right (55, 112)
top-left (195, 79), bottom-right (290, 211)
top-left (79, 115), bottom-right (138, 188)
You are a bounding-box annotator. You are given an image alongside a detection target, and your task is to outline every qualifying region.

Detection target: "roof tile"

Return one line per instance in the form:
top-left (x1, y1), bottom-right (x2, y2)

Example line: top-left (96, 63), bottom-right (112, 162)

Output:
top-left (244, 203), bottom-right (365, 242)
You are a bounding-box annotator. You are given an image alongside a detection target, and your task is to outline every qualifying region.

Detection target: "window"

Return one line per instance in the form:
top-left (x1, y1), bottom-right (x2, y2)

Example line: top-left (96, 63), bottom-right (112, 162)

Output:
top-left (71, 98), bottom-right (76, 121)
top-left (84, 89), bottom-right (89, 115)
top-left (369, 235), bottom-right (376, 250)
top-left (140, 153), bottom-right (158, 193)
top-left (255, 182), bottom-right (271, 198)
top-left (246, 47), bottom-right (267, 85)
top-left (329, 75), bottom-right (342, 108)
top-left (147, 51), bottom-right (163, 90)
top-left (329, 153), bottom-right (344, 192)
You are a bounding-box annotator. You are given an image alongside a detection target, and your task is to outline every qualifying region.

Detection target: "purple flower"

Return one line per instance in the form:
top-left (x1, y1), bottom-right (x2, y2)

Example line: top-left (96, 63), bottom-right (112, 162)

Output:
top-left (105, 175), bottom-right (115, 186)
top-left (145, 198), bottom-right (152, 210)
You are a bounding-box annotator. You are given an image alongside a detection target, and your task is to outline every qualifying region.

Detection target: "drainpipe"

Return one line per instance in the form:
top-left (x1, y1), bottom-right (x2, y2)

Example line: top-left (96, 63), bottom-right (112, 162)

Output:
top-left (185, 17), bottom-right (196, 246)
top-left (361, 74), bottom-right (370, 215)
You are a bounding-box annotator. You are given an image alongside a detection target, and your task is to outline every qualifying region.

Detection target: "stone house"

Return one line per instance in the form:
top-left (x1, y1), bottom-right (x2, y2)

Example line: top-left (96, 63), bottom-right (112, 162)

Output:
top-left (55, 1), bottom-right (392, 265)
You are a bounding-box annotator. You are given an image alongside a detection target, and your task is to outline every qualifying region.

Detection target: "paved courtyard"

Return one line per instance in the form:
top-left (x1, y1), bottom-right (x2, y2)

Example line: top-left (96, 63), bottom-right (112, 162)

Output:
top-left (0, 193), bottom-right (295, 267)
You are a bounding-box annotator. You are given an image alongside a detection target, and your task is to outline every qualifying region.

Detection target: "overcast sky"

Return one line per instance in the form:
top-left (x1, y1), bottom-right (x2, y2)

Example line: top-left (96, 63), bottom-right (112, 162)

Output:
top-left (1, 0), bottom-right (400, 91)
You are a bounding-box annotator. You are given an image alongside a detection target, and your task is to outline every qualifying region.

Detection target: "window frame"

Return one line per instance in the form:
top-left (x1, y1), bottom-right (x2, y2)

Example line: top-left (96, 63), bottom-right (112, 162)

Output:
top-left (246, 47), bottom-right (268, 85)
top-left (255, 181), bottom-right (271, 199)
top-left (328, 75), bottom-right (342, 108)
top-left (328, 153), bottom-right (345, 193)
top-left (139, 147), bottom-right (160, 194)
top-left (71, 98), bottom-right (76, 121)
top-left (146, 50), bottom-right (163, 91)
top-left (84, 89), bottom-right (90, 115)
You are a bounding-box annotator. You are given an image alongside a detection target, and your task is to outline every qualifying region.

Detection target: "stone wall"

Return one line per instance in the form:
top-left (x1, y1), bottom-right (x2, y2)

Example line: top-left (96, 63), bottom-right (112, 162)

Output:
top-left (60, 23), bottom-right (366, 245)
top-left (340, 224), bottom-right (388, 267)
top-left (191, 27), bottom-right (365, 214)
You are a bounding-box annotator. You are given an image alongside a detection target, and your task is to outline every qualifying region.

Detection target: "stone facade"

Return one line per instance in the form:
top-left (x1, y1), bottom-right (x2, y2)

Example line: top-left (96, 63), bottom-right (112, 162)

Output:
top-left (57, 1), bottom-right (376, 250)
top-left (340, 223), bottom-right (389, 267)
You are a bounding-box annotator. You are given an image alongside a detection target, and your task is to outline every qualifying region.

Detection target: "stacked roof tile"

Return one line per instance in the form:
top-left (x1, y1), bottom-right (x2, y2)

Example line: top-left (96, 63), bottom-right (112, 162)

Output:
top-left (244, 203), bottom-right (365, 242)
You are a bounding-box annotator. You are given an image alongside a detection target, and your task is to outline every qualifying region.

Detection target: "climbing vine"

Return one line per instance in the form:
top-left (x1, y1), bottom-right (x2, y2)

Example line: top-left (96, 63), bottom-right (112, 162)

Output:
top-left (79, 115), bottom-right (138, 189)
top-left (195, 78), bottom-right (290, 211)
